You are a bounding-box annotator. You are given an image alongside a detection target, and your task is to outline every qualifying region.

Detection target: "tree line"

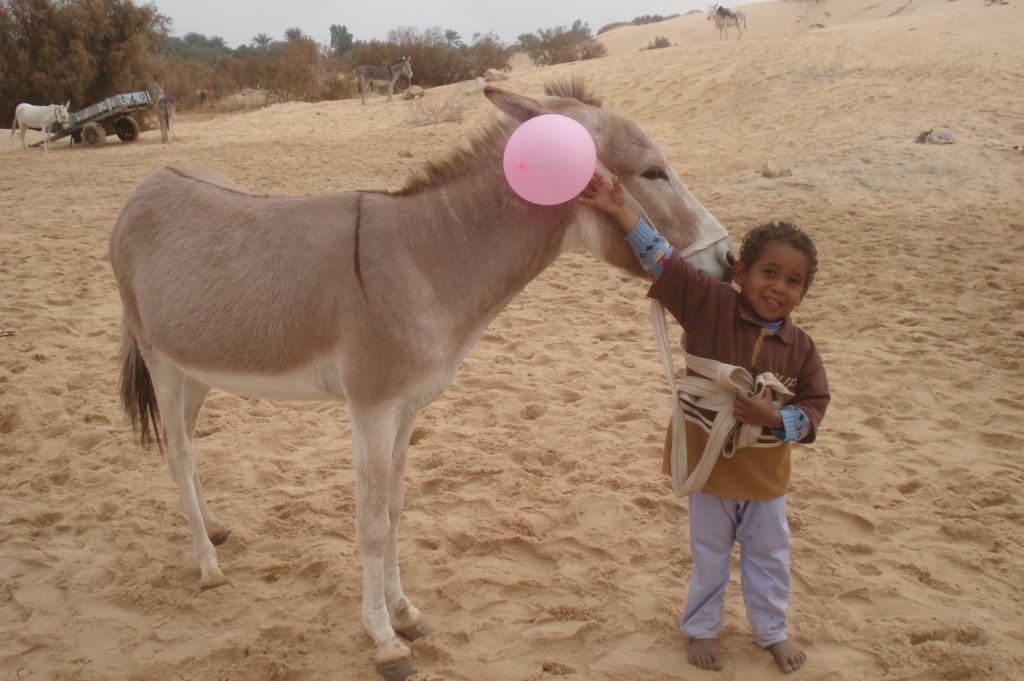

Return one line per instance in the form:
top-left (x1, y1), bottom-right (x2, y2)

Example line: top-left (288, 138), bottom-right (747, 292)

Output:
top-left (1, 0), bottom-right (609, 122)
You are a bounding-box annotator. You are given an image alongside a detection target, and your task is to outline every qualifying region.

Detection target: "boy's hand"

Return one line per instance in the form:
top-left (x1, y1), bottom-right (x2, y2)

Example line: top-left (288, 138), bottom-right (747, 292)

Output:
top-left (733, 391), bottom-right (783, 429)
top-left (577, 172), bottom-right (639, 233)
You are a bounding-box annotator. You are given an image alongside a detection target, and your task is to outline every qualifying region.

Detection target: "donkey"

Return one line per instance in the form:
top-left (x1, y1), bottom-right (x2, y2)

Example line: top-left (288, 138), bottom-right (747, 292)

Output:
top-left (150, 83), bottom-right (174, 143)
top-left (109, 78), bottom-right (734, 681)
top-left (708, 3), bottom-right (748, 40)
top-left (355, 56), bottom-right (413, 105)
top-left (10, 101), bottom-right (71, 151)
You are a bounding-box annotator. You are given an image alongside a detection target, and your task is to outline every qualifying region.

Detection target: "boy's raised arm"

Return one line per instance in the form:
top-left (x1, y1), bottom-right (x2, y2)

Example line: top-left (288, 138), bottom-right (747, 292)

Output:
top-left (577, 172), bottom-right (640, 233)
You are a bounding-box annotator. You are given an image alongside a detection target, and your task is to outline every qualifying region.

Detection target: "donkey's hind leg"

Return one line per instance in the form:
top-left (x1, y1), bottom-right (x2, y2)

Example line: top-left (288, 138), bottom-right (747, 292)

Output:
top-left (148, 357), bottom-right (226, 588)
top-left (183, 376), bottom-right (230, 546)
top-left (386, 409), bottom-right (429, 640)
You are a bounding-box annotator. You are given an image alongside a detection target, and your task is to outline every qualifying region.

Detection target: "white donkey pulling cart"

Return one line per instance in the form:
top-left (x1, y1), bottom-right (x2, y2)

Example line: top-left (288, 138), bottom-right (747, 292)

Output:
top-left (32, 91), bottom-right (155, 149)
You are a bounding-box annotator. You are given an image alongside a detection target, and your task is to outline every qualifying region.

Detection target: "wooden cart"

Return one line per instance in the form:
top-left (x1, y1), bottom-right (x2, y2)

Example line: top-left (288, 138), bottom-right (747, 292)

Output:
top-left (33, 91), bottom-right (155, 149)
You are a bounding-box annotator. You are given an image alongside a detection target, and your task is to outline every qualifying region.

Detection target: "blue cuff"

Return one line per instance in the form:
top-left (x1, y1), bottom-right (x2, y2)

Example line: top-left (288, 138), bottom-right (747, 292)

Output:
top-left (624, 218), bottom-right (674, 280)
top-left (771, 406), bottom-right (811, 442)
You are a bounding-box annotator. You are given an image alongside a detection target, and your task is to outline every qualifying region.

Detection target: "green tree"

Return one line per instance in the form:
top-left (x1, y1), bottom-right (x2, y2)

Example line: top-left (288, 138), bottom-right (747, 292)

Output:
top-left (329, 24), bottom-right (354, 56)
top-left (443, 29), bottom-right (464, 48)
top-left (283, 26), bottom-right (307, 42)
top-left (251, 32), bottom-right (274, 48)
top-left (0, 0), bottom-right (168, 121)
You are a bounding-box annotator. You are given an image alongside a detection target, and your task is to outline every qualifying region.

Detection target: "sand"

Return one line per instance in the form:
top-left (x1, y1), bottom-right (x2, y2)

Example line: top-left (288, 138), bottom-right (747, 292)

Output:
top-left (2, 0), bottom-right (1023, 679)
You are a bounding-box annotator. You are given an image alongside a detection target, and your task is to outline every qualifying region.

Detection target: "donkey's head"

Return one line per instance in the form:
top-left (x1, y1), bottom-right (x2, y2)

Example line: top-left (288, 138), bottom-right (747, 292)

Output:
top-left (55, 100), bottom-right (71, 130)
top-left (397, 56), bottom-right (413, 82)
top-left (485, 78), bottom-right (734, 282)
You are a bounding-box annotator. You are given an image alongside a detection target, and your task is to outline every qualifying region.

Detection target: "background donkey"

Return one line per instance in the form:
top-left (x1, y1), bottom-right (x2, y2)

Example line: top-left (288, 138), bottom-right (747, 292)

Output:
top-left (355, 56), bottom-right (413, 105)
top-left (109, 78), bottom-right (733, 681)
top-left (10, 101), bottom-right (70, 151)
top-left (708, 3), bottom-right (748, 40)
top-left (150, 82), bottom-right (174, 143)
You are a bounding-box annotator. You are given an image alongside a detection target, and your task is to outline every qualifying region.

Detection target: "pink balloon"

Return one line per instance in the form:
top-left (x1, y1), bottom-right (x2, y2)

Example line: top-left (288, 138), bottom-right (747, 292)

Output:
top-left (503, 114), bottom-right (597, 205)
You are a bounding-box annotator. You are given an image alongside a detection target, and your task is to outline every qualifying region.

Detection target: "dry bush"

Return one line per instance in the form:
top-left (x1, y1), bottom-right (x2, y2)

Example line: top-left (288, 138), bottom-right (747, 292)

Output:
top-left (405, 90), bottom-right (469, 126)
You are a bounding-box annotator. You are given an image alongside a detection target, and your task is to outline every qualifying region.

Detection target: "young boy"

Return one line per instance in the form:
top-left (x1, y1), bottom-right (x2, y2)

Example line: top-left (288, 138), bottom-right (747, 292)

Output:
top-left (578, 173), bottom-right (830, 674)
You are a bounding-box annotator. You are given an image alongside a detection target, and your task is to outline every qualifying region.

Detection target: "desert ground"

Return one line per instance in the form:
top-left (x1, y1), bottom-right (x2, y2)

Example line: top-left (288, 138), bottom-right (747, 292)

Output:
top-left (2, 0), bottom-right (1023, 679)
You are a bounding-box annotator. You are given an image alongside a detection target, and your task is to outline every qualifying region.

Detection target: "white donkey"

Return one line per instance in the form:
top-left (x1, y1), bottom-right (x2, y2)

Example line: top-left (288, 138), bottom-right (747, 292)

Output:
top-left (355, 56), bottom-right (413, 104)
top-left (708, 3), bottom-right (748, 40)
top-left (10, 101), bottom-right (71, 151)
top-left (109, 78), bottom-right (734, 681)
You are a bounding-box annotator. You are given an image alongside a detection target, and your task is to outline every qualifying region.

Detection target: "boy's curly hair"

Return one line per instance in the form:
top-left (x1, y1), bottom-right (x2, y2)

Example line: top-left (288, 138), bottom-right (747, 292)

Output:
top-left (739, 221), bottom-right (818, 288)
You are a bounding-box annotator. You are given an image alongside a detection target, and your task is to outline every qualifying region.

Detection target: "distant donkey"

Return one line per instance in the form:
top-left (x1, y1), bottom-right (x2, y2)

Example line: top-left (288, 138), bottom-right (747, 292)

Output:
top-left (708, 3), bottom-right (747, 40)
top-left (151, 83), bottom-right (175, 143)
top-left (10, 101), bottom-right (71, 151)
top-left (354, 56), bottom-right (413, 105)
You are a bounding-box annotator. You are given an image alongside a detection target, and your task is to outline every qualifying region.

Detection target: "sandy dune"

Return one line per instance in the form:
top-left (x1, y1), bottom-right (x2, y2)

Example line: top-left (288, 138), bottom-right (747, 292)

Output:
top-left (2, 0), bottom-right (1023, 679)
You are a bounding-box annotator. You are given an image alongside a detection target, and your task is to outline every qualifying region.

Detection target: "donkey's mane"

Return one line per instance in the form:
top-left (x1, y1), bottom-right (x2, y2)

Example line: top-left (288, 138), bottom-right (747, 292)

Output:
top-left (397, 77), bottom-right (603, 195)
top-left (396, 117), bottom-right (514, 195)
top-left (543, 76), bottom-right (603, 108)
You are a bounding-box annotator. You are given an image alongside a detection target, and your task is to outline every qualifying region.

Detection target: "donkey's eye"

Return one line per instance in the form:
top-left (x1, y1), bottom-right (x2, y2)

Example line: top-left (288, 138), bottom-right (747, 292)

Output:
top-left (642, 168), bottom-right (670, 182)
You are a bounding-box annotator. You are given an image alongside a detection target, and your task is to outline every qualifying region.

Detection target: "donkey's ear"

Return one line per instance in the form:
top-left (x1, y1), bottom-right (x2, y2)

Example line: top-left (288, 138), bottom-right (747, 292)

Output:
top-left (484, 87), bottom-right (545, 122)
top-left (64, 100), bottom-right (70, 109)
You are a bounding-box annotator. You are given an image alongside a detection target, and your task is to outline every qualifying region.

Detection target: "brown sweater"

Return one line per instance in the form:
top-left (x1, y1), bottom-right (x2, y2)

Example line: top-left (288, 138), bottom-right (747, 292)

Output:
top-left (649, 250), bottom-right (830, 500)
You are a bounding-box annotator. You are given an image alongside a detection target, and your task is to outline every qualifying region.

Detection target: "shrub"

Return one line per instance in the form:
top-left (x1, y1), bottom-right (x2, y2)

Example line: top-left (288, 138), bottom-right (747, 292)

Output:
top-left (406, 91), bottom-right (469, 126)
top-left (597, 21), bottom-right (628, 35)
top-left (632, 14), bottom-right (679, 25)
top-left (519, 20), bottom-right (607, 66)
top-left (344, 27), bottom-right (511, 90)
top-left (647, 36), bottom-right (672, 50)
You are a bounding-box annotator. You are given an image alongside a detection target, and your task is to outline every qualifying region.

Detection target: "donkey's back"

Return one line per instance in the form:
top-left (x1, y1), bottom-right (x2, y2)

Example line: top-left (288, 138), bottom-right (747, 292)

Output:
top-left (110, 166), bottom-right (365, 383)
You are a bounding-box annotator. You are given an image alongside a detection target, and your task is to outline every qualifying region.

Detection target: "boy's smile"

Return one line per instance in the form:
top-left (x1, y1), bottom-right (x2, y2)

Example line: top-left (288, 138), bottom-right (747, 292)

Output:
top-left (732, 241), bottom-right (810, 322)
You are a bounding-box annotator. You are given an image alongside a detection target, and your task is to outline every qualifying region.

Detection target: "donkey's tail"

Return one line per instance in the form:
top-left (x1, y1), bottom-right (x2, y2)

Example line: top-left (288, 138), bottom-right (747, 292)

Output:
top-left (9, 114), bottom-right (16, 136)
top-left (120, 326), bottom-right (162, 450)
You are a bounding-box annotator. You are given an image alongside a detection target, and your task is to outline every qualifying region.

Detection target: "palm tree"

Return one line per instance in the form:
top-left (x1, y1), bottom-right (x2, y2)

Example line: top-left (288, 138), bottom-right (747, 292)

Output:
top-left (444, 29), bottom-right (465, 48)
top-left (251, 33), bottom-right (274, 48)
top-left (284, 27), bottom-right (308, 42)
top-left (208, 36), bottom-right (227, 49)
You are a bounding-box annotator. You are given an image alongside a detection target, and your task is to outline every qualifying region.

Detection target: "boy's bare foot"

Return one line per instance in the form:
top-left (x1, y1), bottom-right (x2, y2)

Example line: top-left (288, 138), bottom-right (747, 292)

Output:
top-left (688, 638), bottom-right (723, 671)
top-left (767, 639), bottom-right (806, 673)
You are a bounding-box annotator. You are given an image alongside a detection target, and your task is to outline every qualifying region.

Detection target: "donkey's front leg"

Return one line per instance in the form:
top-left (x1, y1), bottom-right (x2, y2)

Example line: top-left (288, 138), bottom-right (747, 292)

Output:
top-left (385, 410), bottom-right (429, 640)
top-left (352, 409), bottom-right (414, 680)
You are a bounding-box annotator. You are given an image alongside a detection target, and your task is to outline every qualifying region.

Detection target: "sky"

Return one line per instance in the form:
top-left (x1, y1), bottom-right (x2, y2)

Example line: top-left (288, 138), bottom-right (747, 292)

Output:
top-left (147, 0), bottom-right (757, 49)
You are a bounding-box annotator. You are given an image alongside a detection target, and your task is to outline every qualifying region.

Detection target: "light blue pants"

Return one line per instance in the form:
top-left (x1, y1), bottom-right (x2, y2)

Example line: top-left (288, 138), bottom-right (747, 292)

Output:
top-left (680, 492), bottom-right (790, 647)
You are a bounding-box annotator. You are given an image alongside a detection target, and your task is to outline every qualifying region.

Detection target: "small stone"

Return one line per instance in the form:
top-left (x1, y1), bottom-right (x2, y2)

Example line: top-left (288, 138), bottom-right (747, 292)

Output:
top-left (761, 162), bottom-right (793, 178)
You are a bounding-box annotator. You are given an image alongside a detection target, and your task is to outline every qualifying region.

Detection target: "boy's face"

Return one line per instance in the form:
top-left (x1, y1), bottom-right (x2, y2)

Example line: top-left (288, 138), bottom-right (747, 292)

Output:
top-left (732, 240), bottom-right (810, 322)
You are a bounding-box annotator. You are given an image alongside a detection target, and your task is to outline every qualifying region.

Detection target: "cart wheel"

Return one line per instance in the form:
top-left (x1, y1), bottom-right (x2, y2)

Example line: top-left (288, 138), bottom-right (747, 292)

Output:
top-left (82, 122), bottom-right (106, 148)
top-left (115, 115), bottom-right (140, 142)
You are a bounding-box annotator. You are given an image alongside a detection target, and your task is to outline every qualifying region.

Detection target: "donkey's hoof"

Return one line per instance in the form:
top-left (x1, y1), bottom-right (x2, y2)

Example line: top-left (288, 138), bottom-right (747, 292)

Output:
top-left (397, 620), bottom-right (432, 641)
top-left (199, 564), bottom-right (227, 591)
top-left (376, 657), bottom-right (415, 681)
top-left (209, 529), bottom-right (232, 546)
